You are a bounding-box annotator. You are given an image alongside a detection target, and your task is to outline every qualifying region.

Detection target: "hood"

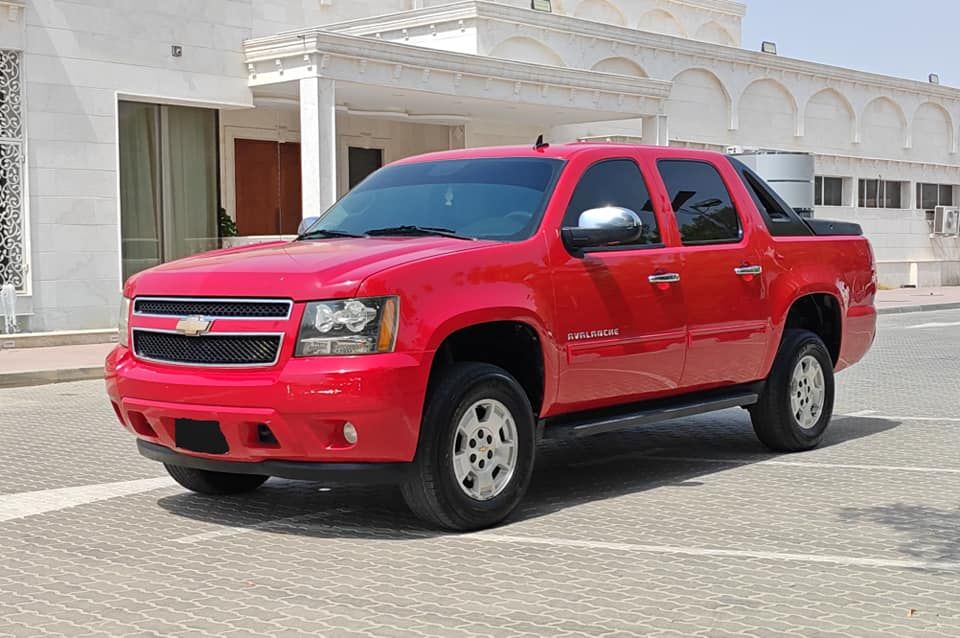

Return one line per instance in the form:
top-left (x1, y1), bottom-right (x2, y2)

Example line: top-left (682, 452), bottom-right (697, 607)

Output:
top-left (126, 237), bottom-right (490, 300)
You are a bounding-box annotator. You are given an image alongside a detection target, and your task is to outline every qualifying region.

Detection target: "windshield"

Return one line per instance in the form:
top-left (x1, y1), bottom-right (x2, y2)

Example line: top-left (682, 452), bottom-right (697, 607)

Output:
top-left (300, 157), bottom-right (564, 242)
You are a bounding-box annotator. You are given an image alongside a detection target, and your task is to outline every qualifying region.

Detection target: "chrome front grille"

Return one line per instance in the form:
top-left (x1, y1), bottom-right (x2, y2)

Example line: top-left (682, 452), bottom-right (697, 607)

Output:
top-left (132, 330), bottom-right (283, 367)
top-left (133, 297), bottom-right (292, 319)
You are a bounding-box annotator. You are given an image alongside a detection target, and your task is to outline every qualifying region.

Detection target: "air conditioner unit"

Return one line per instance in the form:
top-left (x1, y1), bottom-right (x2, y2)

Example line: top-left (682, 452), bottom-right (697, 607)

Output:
top-left (933, 206), bottom-right (960, 235)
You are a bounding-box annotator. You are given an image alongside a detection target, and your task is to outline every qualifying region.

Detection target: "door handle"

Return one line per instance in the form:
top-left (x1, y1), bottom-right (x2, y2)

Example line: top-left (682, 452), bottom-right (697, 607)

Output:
top-left (734, 265), bottom-right (763, 277)
top-left (648, 272), bottom-right (681, 285)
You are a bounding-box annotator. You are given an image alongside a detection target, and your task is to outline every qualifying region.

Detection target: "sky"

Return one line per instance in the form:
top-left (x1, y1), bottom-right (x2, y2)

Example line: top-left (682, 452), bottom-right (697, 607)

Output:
top-left (741, 0), bottom-right (958, 87)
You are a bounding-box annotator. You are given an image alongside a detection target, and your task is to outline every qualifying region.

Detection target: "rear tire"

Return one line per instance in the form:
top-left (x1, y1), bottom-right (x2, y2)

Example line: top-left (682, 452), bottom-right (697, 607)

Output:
top-left (750, 329), bottom-right (835, 452)
top-left (401, 362), bottom-right (536, 531)
top-left (164, 464), bottom-right (268, 495)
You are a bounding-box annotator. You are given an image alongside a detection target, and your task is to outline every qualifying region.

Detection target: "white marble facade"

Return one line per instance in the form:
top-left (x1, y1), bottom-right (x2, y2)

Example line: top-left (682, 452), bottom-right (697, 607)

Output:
top-left (5, 0), bottom-right (960, 330)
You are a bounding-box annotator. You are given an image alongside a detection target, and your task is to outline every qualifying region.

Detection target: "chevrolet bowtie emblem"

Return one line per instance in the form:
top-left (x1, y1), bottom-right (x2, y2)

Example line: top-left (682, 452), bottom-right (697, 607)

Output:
top-left (175, 315), bottom-right (214, 337)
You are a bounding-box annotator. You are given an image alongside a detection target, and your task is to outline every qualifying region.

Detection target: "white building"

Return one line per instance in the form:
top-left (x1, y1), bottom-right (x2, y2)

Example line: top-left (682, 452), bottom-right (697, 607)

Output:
top-left (1, 0), bottom-right (958, 331)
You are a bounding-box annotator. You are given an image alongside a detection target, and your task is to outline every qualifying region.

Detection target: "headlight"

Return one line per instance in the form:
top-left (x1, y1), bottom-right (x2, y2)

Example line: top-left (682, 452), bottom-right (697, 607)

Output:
top-left (296, 296), bottom-right (399, 356)
top-left (118, 297), bottom-right (131, 348)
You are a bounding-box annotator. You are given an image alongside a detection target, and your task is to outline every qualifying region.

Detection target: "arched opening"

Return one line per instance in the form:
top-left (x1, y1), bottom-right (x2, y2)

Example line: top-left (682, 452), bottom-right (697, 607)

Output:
top-left (666, 68), bottom-right (731, 144)
top-left (488, 37), bottom-right (565, 67)
top-left (804, 89), bottom-right (855, 149)
top-left (861, 97), bottom-right (907, 155)
top-left (638, 9), bottom-right (686, 37)
top-left (912, 102), bottom-right (954, 161)
top-left (738, 79), bottom-right (797, 147)
top-left (573, 0), bottom-right (627, 26)
top-left (693, 21), bottom-right (736, 46)
top-left (590, 57), bottom-right (647, 78)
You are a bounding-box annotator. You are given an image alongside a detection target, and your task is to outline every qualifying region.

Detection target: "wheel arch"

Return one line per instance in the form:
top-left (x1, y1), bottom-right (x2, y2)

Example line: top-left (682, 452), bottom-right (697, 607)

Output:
top-left (425, 310), bottom-right (556, 417)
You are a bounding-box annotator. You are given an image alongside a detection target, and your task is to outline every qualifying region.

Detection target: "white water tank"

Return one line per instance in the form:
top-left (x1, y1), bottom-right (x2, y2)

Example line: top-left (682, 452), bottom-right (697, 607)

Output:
top-left (730, 150), bottom-right (815, 217)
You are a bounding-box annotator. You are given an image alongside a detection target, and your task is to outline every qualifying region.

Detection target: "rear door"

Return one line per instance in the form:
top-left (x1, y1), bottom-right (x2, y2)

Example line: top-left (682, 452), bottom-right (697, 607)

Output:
top-left (551, 156), bottom-right (687, 412)
top-left (654, 157), bottom-right (771, 389)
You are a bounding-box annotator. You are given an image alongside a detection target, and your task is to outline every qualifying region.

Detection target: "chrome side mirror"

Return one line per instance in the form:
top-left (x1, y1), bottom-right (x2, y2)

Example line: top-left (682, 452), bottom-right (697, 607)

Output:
top-left (297, 216), bottom-right (321, 236)
top-left (561, 206), bottom-right (643, 252)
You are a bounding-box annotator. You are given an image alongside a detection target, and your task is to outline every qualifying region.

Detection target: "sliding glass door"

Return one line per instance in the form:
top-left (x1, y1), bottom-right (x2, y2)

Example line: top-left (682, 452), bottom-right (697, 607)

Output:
top-left (118, 102), bottom-right (219, 281)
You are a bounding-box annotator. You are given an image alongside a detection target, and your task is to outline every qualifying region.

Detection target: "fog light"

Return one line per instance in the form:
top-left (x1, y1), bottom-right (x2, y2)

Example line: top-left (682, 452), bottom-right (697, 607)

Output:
top-left (343, 422), bottom-right (358, 445)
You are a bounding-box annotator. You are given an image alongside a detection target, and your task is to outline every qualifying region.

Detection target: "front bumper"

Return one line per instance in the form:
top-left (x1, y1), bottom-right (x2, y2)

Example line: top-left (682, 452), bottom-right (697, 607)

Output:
top-left (137, 440), bottom-right (409, 484)
top-left (106, 345), bottom-right (432, 465)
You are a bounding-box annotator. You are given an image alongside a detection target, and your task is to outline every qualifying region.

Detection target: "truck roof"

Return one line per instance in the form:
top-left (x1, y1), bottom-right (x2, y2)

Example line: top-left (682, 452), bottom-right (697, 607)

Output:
top-left (392, 142), bottom-right (728, 165)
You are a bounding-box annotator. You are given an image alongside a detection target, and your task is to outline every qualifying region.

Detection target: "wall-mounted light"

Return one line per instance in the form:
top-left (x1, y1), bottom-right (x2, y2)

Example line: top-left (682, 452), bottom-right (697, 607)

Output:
top-left (761, 41), bottom-right (777, 55)
top-left (531, 0), bottom-right (552, 12)
top-left (929, 73), bottom-right (940, 85)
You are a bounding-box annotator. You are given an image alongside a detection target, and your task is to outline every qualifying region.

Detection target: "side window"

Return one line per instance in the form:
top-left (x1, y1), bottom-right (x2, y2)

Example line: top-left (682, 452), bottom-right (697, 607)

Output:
top-left (563, 159), bottom-right (661, 247)
top-left (741, 170), bottom-right (790, 220)
top-left (658, 160), bottom-right (742, 244)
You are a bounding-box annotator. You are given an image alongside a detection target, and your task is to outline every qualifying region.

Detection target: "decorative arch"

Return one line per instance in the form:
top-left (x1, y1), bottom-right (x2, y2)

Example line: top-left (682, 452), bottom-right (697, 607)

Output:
top-left (573, 0), bottom-right (627, 26)
top-left (488, 37), bottom-right (565, 67)
top-left (804, 88), bottom-right (856, 148)
top-left (738, 78), bottom-right (798, 146)
top-left (666, 68), bottom-right (731, 144)
top-left (861, 97), bottom-right (908, 154)
top-left (637, 9), bottom-right (686, 37)
top-left (590, 57), bottom-right (647, 78)
top-left (693, 21), bottom-right (736, 46)
top-left (912, 101), bottom-right (954, 159)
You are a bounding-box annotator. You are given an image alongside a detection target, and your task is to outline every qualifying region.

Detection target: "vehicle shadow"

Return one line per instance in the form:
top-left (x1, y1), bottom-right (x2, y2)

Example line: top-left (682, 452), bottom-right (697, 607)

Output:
top-left (157, 413), bottom-right (898, 540)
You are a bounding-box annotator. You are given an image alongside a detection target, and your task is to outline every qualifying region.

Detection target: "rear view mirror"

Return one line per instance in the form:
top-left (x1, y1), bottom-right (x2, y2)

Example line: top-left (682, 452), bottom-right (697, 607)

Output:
top-left (562, 206), bottom-right (642, 252)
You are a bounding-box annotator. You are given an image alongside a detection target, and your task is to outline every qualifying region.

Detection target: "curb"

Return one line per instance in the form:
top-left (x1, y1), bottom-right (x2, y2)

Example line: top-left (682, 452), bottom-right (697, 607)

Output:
top-left (878, 302), bottom-right (960, 315)
top-left (0, 366), bottom-right (104, 389)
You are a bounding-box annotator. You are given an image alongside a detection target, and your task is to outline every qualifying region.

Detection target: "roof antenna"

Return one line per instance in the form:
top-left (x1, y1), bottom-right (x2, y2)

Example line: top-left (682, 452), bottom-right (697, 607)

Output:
top-left (534, 134), bottom-right (549, 151)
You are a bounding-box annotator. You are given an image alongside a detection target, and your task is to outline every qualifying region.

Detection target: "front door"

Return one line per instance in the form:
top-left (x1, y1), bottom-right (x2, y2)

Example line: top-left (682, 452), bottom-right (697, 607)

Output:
top-left (552, 157), bottom-right (687, 413)
top-left (234, 139), bottom-right (302, 236)
top-left (654, 158), bottom-right (770, 389)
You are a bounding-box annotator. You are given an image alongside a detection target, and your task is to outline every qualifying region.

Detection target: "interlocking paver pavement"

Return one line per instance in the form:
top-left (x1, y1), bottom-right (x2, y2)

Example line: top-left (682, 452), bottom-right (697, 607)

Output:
top-left (1, 310), bottom-right (959, 636)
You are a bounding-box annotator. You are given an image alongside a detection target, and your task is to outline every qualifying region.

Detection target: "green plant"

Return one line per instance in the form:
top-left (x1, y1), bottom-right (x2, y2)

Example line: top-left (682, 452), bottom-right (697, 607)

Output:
top-left (218, 207), bottom-right (238, 238)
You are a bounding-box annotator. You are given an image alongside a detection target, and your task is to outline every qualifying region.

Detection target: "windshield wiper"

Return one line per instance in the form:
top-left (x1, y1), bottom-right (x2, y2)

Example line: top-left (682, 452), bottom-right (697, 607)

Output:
top-left (298, 228), bottom-right (365, 240)
top-left (365, 225), bottom-right (475, 241)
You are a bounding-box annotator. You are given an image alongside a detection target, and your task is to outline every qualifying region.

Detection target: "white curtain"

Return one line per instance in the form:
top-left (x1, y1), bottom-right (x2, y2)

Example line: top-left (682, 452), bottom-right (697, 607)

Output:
top-left (119, 102), bottom-right (218, 280)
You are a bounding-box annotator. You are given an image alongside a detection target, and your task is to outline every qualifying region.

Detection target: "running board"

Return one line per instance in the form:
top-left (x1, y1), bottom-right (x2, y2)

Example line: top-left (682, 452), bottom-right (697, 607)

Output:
top-left (541, 386), bottom-right (761, 440)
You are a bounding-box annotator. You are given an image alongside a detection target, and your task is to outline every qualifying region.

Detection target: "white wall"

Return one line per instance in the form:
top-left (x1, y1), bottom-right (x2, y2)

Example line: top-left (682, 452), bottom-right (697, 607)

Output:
top-left (23, 0), bottom-right (259, 330)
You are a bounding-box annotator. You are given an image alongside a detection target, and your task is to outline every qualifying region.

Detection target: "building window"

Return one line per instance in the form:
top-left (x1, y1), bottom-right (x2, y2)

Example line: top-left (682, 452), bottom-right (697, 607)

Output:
top-left (0, 50), bottom-right (24, 291)
top-left (916, 182), bottom-right (954, 210)
top-left (858, 179), bottom-right (903, 209)
top-left (814, 176), bottom-right (844, 207)
top-left (118, 102), bottom-right (219, 281)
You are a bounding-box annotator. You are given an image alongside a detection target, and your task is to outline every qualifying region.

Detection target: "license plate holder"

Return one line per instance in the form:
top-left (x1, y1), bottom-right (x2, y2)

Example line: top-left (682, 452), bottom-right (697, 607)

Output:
top-left (175, 419), bottom-right (229, 455)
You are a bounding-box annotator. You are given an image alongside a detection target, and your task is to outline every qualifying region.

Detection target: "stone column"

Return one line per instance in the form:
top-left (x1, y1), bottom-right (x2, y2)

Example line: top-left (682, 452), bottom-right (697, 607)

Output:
top-left (641, 114), bottom-right (669, 146)
top-left (299, 77), bottom-right (337, 218)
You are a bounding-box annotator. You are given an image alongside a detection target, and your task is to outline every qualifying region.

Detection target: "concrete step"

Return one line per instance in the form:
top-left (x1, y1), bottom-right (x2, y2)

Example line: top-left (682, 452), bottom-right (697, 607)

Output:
top-left (0, 329), bottom-right (118, 350)
top-left (0, 343), bottom-right (113, 389)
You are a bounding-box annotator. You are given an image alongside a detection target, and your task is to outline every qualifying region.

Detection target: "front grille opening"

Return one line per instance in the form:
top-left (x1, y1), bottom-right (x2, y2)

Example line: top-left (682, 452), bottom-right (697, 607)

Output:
top-left (134, 298), bottom-right (291, 318)
top-left (127, 412), bottom-right (157, 438)
top-left (133, 331), bottom-right (282, 366)
top-left (256, 423), bottom-right (279, 446)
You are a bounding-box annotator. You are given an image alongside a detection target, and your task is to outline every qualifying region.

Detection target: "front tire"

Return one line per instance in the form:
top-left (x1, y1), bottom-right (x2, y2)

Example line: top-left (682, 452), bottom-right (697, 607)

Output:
top-left (164, 464), bottom-right (268, 495)
top-left (401, 362), bottom-right (536, 531)
top-left (750, 329), bottom-right (835, 452)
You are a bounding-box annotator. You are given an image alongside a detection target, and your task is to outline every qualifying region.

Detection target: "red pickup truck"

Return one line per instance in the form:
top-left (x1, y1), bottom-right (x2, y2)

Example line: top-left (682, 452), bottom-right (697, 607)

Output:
top-left (106, 143), bottom-right (877, 530)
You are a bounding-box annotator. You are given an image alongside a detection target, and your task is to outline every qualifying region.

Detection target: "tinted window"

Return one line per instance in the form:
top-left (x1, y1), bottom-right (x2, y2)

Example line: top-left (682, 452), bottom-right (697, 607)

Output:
top-left (302, 158), bottom-right (563, 242)
top-left (563, 159), bottom-right (661, 246)
top-left (743, 170), bottom-right (791, 220)
top-left (658, 160), bottom-right (741, 244)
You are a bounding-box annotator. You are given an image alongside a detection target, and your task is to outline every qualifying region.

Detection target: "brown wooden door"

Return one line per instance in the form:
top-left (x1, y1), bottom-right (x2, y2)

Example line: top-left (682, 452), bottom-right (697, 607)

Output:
top-left (234, 139), bottom-right (302, 236)
top-left (279, 142), bottom-right (302, 235)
